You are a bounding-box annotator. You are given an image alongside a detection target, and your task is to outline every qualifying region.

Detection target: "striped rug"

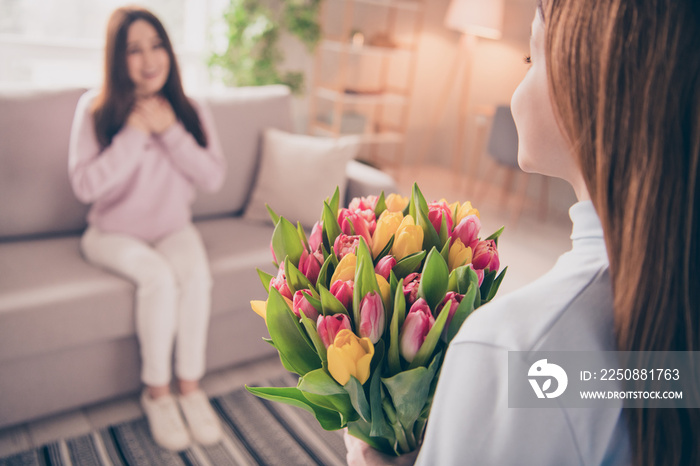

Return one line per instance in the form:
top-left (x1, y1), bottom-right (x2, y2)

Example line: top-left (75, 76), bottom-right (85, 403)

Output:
top-left (0, 375), bottom-right (347, 466)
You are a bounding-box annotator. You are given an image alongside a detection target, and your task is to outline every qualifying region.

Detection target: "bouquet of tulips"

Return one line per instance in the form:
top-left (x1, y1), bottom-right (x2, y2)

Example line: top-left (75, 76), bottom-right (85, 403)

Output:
top-left (248, 184), bottom-right (506, 456)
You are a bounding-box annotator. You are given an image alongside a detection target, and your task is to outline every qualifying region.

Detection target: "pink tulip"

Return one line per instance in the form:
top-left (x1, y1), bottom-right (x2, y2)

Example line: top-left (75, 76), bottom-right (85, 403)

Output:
top-left (334, 234), bottom-right (361, 259)
top-left (359, 292), bottom-right (385, 344)
top-left (356, 209), bottom-right (377, 236)
top-left (428, 201), bottom-right (454, 235)
top-left (451, 214), bottom-right (481, 250)
top-left (470, 264), bottom-right (485, 287)
top-left (348, 196), bottom-right (377, 212)
top-left (338, 208), bottom-right (372, 245)
top-left (439, 292), bottom-right (464, 339)
top-left (309, 221), bottom-right (324, 252)
top-left (399, 299), bottom-right (435, 363)
top-left (270, 264), bottom-right (293, 300)
top-left (299, 249), bottom-right (323, 285)
top-left (292, 289), bottom-right (319, 321)
top-left (330, 280), bottom-right (354, 310)
top-left (374, 255), bottom-right (396, 281)
top-left (402, 273), bottom-right (421, 306)
top-left (317, 314), bottom-right (352, 348)
top-left (472, 239), bottom-right (500, 273)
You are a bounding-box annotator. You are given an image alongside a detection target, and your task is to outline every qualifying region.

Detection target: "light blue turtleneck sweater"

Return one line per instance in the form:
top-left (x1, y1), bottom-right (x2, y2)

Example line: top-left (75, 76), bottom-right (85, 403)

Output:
top-left (416, 201), bottom-right (631, 466)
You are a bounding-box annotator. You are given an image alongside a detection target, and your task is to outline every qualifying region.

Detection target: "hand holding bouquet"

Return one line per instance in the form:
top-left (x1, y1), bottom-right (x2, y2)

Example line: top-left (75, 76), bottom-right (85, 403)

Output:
top-left (248, 184), bottom-right (506, 456)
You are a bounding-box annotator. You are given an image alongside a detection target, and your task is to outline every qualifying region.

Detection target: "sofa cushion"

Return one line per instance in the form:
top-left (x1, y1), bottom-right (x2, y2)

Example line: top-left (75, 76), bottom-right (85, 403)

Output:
top-left (0, 217), bottom-right (277, 363)
top-left (0, 88), bottom-right (89, 239)
top-left (192, 86), bottom-right (294, 219)
top-left (244, 128), bottom-right (360, 228)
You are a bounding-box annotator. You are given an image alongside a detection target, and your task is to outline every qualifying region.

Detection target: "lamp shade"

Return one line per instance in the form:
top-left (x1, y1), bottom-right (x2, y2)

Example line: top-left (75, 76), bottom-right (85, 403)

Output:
top-left (445, 0), bottom-right (505, 40)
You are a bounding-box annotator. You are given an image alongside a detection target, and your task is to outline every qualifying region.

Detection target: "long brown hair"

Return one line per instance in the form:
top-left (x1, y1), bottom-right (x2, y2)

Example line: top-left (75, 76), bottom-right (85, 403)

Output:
top-left (93, 6), bottom-right (207, 149)
top-left (542, 0), bottom-right (700, 464)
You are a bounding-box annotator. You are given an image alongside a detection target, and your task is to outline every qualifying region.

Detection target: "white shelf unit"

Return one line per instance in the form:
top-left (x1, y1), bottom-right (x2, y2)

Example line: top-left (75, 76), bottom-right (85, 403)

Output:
top-left (309, 0), bottom-right (424, 167)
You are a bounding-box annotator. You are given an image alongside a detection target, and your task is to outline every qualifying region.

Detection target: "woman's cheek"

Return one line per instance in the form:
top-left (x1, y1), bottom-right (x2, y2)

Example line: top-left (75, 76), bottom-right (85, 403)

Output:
top-left (510, 76), bottom-right (537, 173)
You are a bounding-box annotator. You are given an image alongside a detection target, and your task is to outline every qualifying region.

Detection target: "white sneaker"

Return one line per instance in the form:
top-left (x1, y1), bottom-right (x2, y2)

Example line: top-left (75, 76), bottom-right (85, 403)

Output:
top-left (178, 389), bottom-right (223, 446)
top-left (140, 391), bottom-right (192, 451)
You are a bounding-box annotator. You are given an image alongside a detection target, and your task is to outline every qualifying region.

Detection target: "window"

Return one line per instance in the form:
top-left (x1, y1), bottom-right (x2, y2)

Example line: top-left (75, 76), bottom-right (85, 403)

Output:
top-left (0, 0), bottom-right (222, 91)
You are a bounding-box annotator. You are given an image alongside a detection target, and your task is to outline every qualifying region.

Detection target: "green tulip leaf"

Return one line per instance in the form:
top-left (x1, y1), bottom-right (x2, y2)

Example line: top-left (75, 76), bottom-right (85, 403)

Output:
top-left (388, 278), bottom-right (405, 376)
top-left (266, 287), bottom-right (321, 376)
top-left (262, 337), bottom-right (275, 347)
top-left (297, 222), bottom-right (310, 252)
top-left (272, 217), bottom-right (304, 268)
top-left (298, 368), bottom-right (345, 396)
top-left (393, 251), bottom-right (426, 279)
top-left (445, 281), bottom-right (477, 343)
top-left (246, 385), bottom-right (342, 431)
top-left (382, 351), bottom-right (442, 432)
top-left (408, 183), bottom-right (428, 222)
top-left (408, 299), bottom-right (449, 369)
top-left (345, 376), bottom-right (371, 423)
top-left (374, 191), bottom-right (387, 218)
top-left (302, 392), bottom-right (359, 426)
top-left (439, 237), bottom-right (450, 265)
top-left (299, 313), bottom-right (327, 364)
top-left (374, 236), bottom-right (395, 264)
top-left (486, 266), bottom-right (508, 302)
top-left (485, 226), bottom-right (505, 246)
top-left (410, 184), bottom-right (441, 252)
top-left (265, 204), bottom-right (280, 225)
top-left (319, 285), bottom-right (349, 316)
top-left (369, 367), bottom-right (392, 438)
top-left (257, 268), bottom-right (274, 293)
top-left (417, 248), bottom-right (449, 311)
top-left (353, 238), bottom-right (380, 325)
top-left (322, 201), bottom-right (342, 252)
top-left (480, 269), bottom-right (497, 301)
top-left (317, 254), bottom-right (336, 290)
top-left (447, 265), bottom-right (472, 295)
top-left (326, 187), bottom-right (340, 216)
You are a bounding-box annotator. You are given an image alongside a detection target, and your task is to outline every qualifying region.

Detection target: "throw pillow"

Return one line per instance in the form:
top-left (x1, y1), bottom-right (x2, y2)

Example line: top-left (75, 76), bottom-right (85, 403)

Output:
top-left (244, 128), bottom-right (360, 228)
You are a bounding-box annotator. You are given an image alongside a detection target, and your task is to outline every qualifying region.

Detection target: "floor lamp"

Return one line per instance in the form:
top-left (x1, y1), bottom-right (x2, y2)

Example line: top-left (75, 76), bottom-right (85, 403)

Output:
top-left (415, 0), bottom-right (504, 183)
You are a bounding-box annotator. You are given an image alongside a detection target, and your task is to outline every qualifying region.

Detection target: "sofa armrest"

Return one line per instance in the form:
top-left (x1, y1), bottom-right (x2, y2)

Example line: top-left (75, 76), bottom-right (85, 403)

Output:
top-left (344, 160), bottom-right (400, 205)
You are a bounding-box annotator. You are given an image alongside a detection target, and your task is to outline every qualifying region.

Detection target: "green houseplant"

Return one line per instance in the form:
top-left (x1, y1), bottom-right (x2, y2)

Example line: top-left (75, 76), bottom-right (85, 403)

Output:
top-left (209, 0), bottom-right (322, 94)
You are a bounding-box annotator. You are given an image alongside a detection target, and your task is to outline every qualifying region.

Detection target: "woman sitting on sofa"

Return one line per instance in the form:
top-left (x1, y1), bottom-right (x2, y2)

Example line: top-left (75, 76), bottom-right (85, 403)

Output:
top-left (68, 6), bottom-right (226, 451)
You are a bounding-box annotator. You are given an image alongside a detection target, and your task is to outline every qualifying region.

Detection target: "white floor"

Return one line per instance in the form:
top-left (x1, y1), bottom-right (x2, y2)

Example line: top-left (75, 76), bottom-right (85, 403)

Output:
top-left (0, 164), bottom-right (577, 458)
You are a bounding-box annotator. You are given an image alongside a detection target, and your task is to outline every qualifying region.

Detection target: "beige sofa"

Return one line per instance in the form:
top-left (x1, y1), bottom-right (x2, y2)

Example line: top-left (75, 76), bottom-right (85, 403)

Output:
top-left (0, 85), bottom-right (397, 429)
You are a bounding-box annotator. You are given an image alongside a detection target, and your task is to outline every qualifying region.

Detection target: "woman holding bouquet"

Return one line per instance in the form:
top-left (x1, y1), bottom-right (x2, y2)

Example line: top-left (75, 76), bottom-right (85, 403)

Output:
top-left (347, 0), bottom-right (699, 464)
top-left (68, 6), bottom-right (225, 451)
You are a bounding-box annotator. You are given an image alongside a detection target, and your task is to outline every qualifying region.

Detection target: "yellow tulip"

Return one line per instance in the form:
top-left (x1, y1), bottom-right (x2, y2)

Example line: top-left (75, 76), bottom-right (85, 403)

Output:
top-left (327, 329), bottom-right (374, 385)
top-left (385, 193), bottom-right (409, 212)
top-left (454, 201), bottom-right (480, 224)
top-left (375, 274), bottom-right (391, 310)
top-left (371, 210), bottom-right (404, 257)
top-left (448, 238), bottom-right (473, 271)
top-left (392, 215), bottom-right (424, 260)
top-left (331, 253), bottom-right (357, 284)
top-left (251, 300), bottom-right (267, 322)
top-left (250, 296), bottom-right (294, 323)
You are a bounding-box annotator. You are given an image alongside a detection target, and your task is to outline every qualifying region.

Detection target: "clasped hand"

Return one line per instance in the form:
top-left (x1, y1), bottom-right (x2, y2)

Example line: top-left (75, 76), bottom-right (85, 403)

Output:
top-left (127, 95), bottom-right (176, 135)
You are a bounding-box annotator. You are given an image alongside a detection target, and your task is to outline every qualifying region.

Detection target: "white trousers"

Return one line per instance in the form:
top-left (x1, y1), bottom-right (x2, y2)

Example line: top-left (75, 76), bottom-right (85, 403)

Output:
top-left (81, 224), bottom-right (213, 387)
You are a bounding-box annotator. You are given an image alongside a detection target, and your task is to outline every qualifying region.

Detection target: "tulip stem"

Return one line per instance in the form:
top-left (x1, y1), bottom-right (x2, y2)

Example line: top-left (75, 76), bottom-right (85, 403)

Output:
top-left (393, 424), bottom-right (411, 454)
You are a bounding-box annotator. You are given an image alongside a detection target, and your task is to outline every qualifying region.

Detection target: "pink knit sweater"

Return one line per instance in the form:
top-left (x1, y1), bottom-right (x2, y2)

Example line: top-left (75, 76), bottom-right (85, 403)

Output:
top-left (69, 90), bottom-right (226, 242)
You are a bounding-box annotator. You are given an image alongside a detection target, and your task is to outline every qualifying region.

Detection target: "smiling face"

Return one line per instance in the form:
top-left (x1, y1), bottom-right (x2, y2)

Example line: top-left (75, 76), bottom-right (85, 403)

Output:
top-left (125, 19), bottom-right (170, 98)
top-left (511, 10), bottom-right (587, 198)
